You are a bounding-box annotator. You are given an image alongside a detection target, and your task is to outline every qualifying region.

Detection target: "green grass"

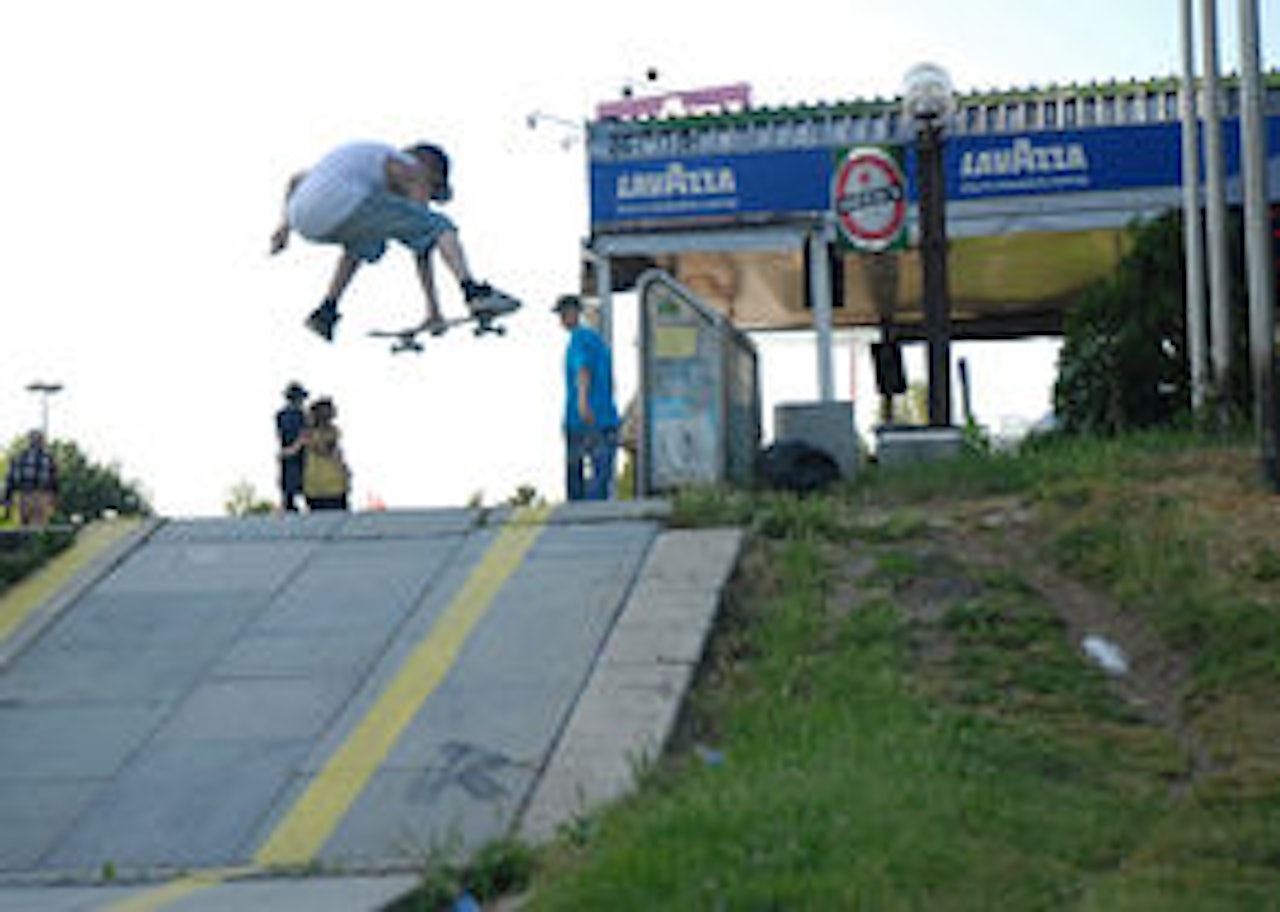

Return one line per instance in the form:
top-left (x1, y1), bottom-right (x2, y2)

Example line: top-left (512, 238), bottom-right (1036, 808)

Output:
top-left (522, 431), bottom-right (1280, 910)
top-left (1035, 441), bottom-right (1280, 695)
top-left (531, 539), bottom-right (1170, 910)
top-left (382, 837), bottom-right (535, 910)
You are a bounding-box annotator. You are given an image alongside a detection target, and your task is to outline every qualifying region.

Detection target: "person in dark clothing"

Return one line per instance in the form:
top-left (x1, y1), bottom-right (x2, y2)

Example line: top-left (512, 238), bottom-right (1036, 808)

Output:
top-left (276, 382), bottom-right (308, 512)
top-left (3, 430), bottom-right (59, 526)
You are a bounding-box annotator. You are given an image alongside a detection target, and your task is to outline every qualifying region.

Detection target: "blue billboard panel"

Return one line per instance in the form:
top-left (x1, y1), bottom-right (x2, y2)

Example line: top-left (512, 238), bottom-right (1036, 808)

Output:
top-left (939, 122), bottom-right (1183, 201)
top-left (589, 116), bottom-right (1280, 231)
top-left (926, 118), bottom-right (1280, 202)
top-left (590, 148), bottom-right (831, 228)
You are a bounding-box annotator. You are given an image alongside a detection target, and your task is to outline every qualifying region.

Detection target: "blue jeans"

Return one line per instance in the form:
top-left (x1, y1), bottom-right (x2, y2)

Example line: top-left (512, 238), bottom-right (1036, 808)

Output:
top-left (565, 428), bottom-right (618, 501)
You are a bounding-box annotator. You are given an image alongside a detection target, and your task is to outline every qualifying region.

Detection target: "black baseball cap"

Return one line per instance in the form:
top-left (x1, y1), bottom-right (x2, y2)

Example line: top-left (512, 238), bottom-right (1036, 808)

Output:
top-left (405, 143), bottom-right (452, 202)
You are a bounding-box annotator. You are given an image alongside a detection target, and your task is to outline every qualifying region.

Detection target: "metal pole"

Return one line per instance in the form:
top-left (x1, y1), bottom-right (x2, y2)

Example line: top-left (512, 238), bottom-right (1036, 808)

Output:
top-left (807, 221), bottom-right (837, 402)
top-left (1201, 0), bottom-right (1233, 401)
top-left (25, 382), bottom-right (62, 440)
top-left (599, 258), bottom-right (614, 350)
top-left (1179, 0), bottom-right (1208, 412)
top-left (958, 357), bottom-right (973, 425)
top-left (591, 253), bottom-right (615, 351)
top-left (919, 119), bottom-right (953, 427)
top-left (1237, 0), bottom-right (1279, 486)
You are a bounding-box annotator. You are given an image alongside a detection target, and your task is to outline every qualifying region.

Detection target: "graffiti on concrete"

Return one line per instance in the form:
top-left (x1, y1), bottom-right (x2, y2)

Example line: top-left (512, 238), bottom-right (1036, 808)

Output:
top-left (410, 741), bottom-right (516, 804)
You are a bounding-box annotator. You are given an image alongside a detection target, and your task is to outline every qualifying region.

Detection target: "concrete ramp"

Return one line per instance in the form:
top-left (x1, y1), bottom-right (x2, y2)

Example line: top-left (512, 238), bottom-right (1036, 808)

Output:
top-left (0, 502), bottom-right (741, 910)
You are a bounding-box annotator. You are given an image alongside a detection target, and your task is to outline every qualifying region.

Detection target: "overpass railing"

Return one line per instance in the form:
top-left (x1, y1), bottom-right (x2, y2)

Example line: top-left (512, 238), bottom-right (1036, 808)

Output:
top-left (590, 72), bottom-right (1280, 162)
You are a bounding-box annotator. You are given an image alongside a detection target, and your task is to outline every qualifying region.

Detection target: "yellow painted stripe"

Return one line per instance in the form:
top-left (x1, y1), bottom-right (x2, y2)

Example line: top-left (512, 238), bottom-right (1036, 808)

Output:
top-left (97, 506), bottom-right (550, 910)
top-left (101, 867), bottom-right (255, 912)
top-left (0, 519), bottom-right (143, 645)
top-left (254, 503), bottom-right (552, 868)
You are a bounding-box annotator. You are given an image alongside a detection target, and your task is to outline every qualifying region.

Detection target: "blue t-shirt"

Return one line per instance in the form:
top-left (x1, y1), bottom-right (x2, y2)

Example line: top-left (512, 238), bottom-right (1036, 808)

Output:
top-left (564, 326), bottom-right (619, 432)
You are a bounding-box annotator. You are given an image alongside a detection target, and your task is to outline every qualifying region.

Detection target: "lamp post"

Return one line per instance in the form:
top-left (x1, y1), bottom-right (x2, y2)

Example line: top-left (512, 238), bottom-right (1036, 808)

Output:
top-left (25, 381), bottom-right (63, 439)
top-left (903, 63), bottom-right (956, 428)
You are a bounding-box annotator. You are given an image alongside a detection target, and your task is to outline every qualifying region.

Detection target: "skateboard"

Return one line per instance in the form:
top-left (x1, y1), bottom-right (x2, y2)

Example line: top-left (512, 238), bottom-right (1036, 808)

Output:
top-left (368, 295), bottom-right (521, 354)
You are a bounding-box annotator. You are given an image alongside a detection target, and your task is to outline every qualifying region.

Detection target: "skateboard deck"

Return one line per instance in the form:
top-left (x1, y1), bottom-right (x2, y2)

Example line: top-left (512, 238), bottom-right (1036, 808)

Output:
top-left (368, 295), bottom-right (521, 354)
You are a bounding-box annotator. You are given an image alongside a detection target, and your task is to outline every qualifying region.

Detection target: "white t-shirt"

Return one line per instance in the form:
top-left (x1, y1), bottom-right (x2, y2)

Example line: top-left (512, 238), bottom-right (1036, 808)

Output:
top-left (287, 142), bottom-right (414, 239)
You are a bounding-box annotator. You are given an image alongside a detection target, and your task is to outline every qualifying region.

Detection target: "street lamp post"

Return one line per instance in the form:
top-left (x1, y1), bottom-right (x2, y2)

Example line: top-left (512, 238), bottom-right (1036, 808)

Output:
top-left (25, 381), bottom-right (63, 439)
top-left (903, 63), bottom-right (956, 428)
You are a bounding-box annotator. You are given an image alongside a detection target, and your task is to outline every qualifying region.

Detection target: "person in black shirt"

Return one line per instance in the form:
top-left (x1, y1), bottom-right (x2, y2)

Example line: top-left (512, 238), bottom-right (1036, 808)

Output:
top-left (3, 430), bottom-right (59, 526)
top-left (276, 382), bottom-right (308, 512)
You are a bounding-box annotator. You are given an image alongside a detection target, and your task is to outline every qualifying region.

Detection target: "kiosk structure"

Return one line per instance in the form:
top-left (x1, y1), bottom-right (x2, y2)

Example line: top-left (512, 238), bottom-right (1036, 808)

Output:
top-left (635, 270), bottom-right (760, 495)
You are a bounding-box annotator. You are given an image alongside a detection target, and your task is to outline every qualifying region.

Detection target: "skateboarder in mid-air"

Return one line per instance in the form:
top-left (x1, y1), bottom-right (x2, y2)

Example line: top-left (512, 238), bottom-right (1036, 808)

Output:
top-left (270, 140), bottom-right (517, 340)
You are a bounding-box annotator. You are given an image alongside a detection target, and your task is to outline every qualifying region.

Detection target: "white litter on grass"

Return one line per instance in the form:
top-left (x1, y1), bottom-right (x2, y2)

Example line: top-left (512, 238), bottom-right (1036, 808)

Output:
top-left (1082, 635), bottom-right (1129, 676)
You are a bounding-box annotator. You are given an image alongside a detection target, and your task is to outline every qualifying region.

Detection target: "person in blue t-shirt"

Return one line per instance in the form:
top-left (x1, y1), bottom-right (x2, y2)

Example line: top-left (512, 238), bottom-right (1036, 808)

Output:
top-left (554, 295), bottom-right (619, 501)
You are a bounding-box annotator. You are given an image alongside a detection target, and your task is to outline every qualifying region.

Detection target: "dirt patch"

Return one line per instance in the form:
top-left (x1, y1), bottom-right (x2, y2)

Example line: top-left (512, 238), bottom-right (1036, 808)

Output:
top-left (919, 495), bottom-right (1212, 784)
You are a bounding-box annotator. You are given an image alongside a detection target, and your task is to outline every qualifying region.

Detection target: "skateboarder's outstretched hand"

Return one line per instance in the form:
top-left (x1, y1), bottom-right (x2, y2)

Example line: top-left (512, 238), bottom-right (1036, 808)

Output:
top-left (270, 224), bottom-right (291, 256)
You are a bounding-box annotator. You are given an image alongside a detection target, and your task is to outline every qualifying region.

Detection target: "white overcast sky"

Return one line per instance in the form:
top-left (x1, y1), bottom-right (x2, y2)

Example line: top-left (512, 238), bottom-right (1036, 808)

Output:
top-left (1, 0), bottom-right (1275, 515)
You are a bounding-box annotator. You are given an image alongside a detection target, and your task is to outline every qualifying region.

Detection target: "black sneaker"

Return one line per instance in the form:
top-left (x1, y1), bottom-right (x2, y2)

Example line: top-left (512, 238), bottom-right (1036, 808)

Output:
top-left (305, 302), bottom-right (340, 341)
top-left (461, 278), bottom-right (490, 302)
top-left (463, 281), bottom-right (520, 317)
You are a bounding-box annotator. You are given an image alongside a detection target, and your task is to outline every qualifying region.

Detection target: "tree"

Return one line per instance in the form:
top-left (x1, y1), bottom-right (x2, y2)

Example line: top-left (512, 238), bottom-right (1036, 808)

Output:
top-left (4, 437), bottom-right (152, 522)
top-left (224, 480), bottom-right (274, 516)
top-left (1053, 210), bottom-right (1250, 435)
top-left (505, 484), bottom-right (544, 507)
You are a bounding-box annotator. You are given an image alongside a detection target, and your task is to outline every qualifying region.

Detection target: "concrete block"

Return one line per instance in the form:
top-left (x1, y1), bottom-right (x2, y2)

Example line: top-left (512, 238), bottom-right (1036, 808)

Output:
top-left (774, 400), bottom-right (862, 477)
top-left (634, 529), bottom-right (743, 593)
top-left (875, 425), bottom-right (965, 466)
top-left (336, 509), bottom-right (480, 540)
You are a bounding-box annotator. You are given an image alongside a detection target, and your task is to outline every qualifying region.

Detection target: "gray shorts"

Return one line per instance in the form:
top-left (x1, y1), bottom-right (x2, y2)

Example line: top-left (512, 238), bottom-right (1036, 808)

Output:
top-left (327, 190), bottom-right (456, 263)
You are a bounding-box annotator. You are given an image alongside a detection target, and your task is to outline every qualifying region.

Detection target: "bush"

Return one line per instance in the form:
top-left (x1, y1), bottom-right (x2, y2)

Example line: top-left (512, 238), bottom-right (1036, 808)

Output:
top-left (0, 528), bottom-right (75, 592)
top-left (3, 437), bottom-right (151, 522)
top-left (1053, 209), bottom-right (1251, 435)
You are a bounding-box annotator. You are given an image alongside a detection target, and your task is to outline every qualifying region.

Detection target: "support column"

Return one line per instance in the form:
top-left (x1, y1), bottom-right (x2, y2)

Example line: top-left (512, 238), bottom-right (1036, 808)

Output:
top-left (596, 256), bottom-right (614, 350)
top-left (1201, 0), bottom-right (1233, 399)
top-left (807, 223), bottom-right (836, 402)
top-left (1237, 0), bottom-right (1279, 486)
top-left (1179, 0), bottom-right (1208, 411)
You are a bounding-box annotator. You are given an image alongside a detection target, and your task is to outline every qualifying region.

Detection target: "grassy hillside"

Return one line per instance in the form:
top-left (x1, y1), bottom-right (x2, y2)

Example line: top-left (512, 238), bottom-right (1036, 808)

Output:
top-left (521, 431), bottom-right (1280, 911)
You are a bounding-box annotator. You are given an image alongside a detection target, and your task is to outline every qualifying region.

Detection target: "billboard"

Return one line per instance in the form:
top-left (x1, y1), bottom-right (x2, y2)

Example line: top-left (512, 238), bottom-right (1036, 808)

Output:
top-left (590, 114), bottom-right (1280, 332)
top-left (590, 115), bottom-right (1280, 234)
top-left (590, 148), bottom-right (830, 228)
